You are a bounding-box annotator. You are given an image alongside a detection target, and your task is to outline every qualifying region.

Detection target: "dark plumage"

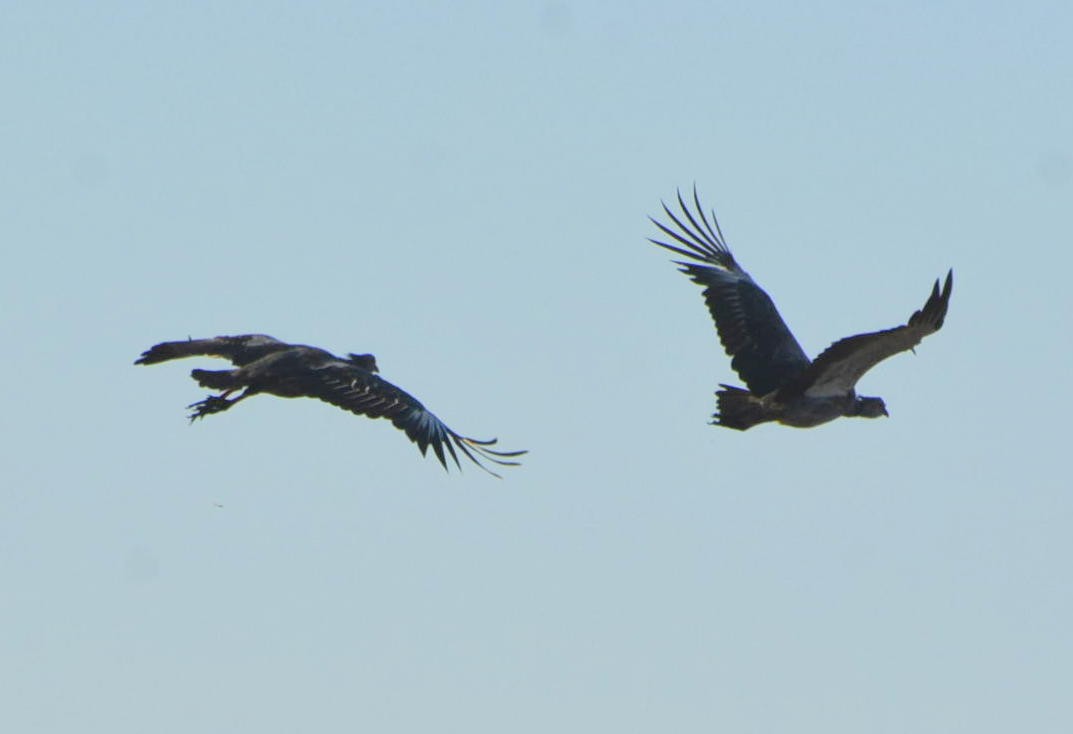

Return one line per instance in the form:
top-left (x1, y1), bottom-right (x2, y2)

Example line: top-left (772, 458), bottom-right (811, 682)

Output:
top-left (649, 188), bottom-right (953, 430)
top-left (136, 334), bottom-right (526, 476)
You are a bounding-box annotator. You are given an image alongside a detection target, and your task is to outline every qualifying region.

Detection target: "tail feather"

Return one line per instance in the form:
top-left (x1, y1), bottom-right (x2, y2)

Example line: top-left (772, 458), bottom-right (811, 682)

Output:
top-left (713, 385), bottom-right (771, 431)
top-left (191, 368), bottom-right (238, 391)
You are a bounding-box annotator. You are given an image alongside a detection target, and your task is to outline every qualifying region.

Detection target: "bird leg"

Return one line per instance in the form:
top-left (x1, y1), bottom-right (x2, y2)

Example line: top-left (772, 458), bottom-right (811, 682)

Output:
top-left (187, 389), bottom-right (250, 422)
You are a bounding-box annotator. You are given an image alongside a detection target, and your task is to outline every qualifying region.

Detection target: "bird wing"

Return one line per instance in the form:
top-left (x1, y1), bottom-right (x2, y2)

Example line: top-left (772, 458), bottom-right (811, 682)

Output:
top-left (779, 271), bottom-right (953, 399)
top-left (304, 361), bottom-right (526, 477)
top-left (649, 188), bottom-right (810, 395)
top-left (135, 335), bottom-right (288, 366)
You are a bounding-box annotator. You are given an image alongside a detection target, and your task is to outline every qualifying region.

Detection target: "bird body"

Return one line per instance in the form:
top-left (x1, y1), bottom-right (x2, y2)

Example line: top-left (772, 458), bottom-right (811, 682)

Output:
top-left (136, 334), bottom-right (524, 475)
top-left (191, 344), bottom-right (350, 398)
top-left (714, 385), bottom-right (880, 430)
top-left (649, 189), bottom-right (953, 430)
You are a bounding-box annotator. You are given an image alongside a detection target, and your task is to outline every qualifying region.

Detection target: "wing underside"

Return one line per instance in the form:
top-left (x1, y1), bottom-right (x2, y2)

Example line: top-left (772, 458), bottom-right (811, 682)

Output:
top-left (308, 362), bottom-right (526, 477)
top-left (134, 335), bottom-right (287, 366)
top-left (780, 270), bottom-right (953, 399)
top-left (649, 189), bottom-right (810, 395)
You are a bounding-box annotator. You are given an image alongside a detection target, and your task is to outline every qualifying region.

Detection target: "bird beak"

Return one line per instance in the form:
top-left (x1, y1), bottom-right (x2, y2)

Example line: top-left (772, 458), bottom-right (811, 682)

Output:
top-left (882, 406), bottom-right (890, 417)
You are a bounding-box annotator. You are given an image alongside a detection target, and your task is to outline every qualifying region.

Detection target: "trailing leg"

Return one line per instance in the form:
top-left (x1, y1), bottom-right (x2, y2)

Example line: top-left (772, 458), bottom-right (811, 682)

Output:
top-left (187, 389), bottom-right (254, 422)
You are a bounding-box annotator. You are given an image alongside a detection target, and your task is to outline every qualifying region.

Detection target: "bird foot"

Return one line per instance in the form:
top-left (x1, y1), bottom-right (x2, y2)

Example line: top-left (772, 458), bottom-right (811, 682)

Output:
top-left (187, 395), bottom-right (232, 422)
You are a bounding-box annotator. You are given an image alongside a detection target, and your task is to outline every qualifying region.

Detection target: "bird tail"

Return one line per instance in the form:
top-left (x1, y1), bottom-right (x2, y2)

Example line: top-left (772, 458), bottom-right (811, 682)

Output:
top-left (191, 369), bottom-right (239, 391)
top-left (713, 386), bottom-right (771, 430)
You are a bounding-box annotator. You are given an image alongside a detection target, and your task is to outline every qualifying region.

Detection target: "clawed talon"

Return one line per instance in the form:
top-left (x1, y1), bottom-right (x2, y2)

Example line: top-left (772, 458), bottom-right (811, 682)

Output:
top-left (187, 395), bottom-right (232, 422)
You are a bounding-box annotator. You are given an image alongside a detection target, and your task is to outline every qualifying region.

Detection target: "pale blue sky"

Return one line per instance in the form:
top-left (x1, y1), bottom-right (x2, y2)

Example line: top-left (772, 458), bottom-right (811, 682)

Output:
top-left (3, 2), bottom-right (1072, 732)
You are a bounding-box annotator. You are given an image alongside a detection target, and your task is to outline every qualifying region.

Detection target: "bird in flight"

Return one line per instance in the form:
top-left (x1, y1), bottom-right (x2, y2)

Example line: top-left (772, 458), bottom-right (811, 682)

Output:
top-left (136, 335), bottom-right (526, 476)
top-left (649, 189), bottom-right (953, 430)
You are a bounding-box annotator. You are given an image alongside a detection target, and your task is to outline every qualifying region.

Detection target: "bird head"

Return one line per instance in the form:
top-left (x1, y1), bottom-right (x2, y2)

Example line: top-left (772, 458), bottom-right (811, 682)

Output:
top-left (347, 353), bottom-right (379, 372)
top-left (856, 396), bottom-right (889, 418)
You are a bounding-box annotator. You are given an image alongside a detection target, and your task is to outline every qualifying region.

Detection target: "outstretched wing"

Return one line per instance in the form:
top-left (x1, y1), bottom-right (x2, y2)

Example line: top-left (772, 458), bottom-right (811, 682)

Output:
top-left (135, 335), bottom-right (288, 366)
top-left (649, 188), bottom-right (810, 395)
top-left (304, 361), bottom-right (526, 477)
top-left (779, 271), bottom-right (953, 399)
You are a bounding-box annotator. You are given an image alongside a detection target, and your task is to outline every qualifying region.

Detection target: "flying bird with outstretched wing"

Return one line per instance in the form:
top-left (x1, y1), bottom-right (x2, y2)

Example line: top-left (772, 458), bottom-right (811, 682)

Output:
top-left (649, 188), bottom-right (953, 430)
top-left (136, 334), bottom-right (526, 476)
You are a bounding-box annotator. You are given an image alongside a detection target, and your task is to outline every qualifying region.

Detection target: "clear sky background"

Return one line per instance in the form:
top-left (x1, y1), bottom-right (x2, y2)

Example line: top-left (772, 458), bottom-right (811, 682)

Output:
top-left (3, 2), bottom-right (1071, 732)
